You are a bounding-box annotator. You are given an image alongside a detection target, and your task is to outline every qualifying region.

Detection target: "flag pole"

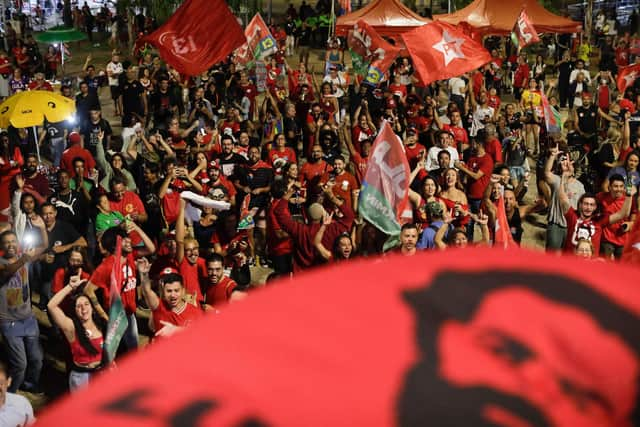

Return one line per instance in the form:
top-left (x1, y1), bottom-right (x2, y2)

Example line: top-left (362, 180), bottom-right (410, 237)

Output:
top-left (330, 0), bottom-right (335, 39)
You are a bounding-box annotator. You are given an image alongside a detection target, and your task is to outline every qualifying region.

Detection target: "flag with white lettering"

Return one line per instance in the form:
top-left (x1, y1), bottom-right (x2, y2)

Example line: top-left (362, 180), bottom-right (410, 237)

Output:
top-left (135, 0), bottom-right (245, 76)
top-left (541, 90), bottom-right (562, 133)
top-left (511, 8), bottom-right (540, 50)
top-left (359, 121), bottom-right (411, 248)
top-left (235, 13), bottom-right (279, 65)
top-left (104, 236), bottom-right (128, 363)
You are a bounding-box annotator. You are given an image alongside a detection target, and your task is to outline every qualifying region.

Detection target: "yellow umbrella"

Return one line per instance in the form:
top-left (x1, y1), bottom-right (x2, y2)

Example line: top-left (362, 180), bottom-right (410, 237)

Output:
top-left (0, 90), bottom-right (76, 128)
top-left (0, 90), bottom-right (76, 161)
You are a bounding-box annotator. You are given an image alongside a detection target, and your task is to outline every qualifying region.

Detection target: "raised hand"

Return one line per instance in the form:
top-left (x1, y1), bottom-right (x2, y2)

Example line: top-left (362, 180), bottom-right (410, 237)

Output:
top-left (69, 268), bottom-right (86, 289)
top-left (136, 257), bottom-right (151, 275)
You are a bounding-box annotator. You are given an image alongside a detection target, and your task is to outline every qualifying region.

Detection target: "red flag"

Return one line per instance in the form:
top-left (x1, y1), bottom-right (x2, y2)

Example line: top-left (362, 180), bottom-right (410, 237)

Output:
top-left (494, 195), bottom-right (517, 249)
top-left (401, 22), bottom-right (491, 86)
top-left (235, 13), bottom-right (279, 65)
top-left (35, 248), bottom-right (640, 426)
top-left (360, 121), bottom-right (412, 240)
top-left (348, 20), bottom-right (401, 84)
top-left (617, 63), bottom-right (640, 94)
top-left (511, 8), bottom-right (541, 50)
top-left (622, 217), bottom-right (640, 265)
top-left (136, 0), bottom-right (245, 76)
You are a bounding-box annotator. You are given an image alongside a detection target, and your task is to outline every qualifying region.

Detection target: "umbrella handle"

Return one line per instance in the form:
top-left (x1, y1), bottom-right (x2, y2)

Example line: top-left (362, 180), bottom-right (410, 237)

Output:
top-left (33, 126), bottom-right (40, 162)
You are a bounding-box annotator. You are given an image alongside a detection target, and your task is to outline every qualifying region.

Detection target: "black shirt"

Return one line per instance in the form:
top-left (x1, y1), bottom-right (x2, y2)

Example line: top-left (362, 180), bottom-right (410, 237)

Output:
top-left (46, 218), bottom-right (81, 272)
top-left (120, 79), bottom-right (144, 114)
top-left (75, 92), bottom-right (101, 127)
top-left (149, 89), bottom-right (178, 125)
top-left (44, 120), bottom-right (66, 144)
top-left (81, 118), bottom-right (112, 155)
top-left (49, 190), bottom-right (89, 234)
top-left (576, 105), bottom-right (598, 135)
top-left (218, 153), bottom-right (247, 182)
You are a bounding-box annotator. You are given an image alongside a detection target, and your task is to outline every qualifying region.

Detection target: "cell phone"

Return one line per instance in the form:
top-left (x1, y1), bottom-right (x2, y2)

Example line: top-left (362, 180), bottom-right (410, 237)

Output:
top-left (200, 128), bottom-right (206, 136)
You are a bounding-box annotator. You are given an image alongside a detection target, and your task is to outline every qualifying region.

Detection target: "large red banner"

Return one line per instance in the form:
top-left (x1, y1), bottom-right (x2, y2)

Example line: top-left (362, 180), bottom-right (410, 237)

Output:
top-left (617, 63), bottom-right (640, 94)
top-left (36, 248), bottom-right (640, 426)
top-left (401, 22), bottom-right (491, 86)
top-left (137, 0), bottom-right (245, 76)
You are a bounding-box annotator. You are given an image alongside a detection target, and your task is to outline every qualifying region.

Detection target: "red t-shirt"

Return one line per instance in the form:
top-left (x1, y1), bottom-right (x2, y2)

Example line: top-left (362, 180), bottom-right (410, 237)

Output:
top-left (267, 198), bottom-right (293, 256)
top-left (404, 143), bottom-right (426, 170)
top-left (152, 300), bottom-right (203, 333)
top-left (615, 47), bottom-right (630, 67)
top-left (90, 253), bottom-right (138, 314)
top-left (27, 81), bottom-right (53, 91)
top-left (564, 208), bottom-right (609, 256)
top-left (204, 276), bottom-right (237, 309)
top-left (320, 170), bottom-right (358, 207)
top-left (597, 192), bottom-right (637, 247)
top-left (514, 64), bottom-right (530, 88)
top-left (178, 257), bottom-right (207, 303)
top-left (488, 94), bottom-right (501, 111)
top-left (466, 154), bottom-right (494, 200)
top-left (299, 160), bottom-right (332, 188)
top-left (268, 147), bottom-right (297, 169)
top-left (109, 191), bottom-right (146, 218)
top-left (388, 83), bottom-right (407, 99)
top-left (485, 138), bottom-right (504, 164)
top-left (442, 124), bottom-right (468, 152)
top-left (351, 151), bottom-right (368, 186)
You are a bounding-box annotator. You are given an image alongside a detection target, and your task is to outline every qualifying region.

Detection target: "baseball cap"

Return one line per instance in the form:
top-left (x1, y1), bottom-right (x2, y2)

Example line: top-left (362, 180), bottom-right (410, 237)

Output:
top-left (208, 159), bottom-right (221, 170)
top-left (406, 125), bottom-right (418, 136)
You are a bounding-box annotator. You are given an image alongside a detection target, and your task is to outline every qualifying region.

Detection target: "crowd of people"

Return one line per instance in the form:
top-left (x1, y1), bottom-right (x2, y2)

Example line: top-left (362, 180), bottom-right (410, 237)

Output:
top-left (0, 3), bottom-right (639, 418)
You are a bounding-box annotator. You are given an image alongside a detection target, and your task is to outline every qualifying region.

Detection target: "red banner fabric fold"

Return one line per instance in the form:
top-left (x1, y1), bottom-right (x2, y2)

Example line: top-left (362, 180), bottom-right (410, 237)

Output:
top-left (401, 22), bottom-right (491, 86)
top-left (617, 63), bottom-right (640, 94)
top-left (137, 0), bottom-right (245, 76)
top-left (348, 20), bottom-right (401, 84)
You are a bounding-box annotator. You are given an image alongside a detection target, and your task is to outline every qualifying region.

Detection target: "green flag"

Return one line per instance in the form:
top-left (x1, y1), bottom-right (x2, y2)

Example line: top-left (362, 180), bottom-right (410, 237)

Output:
top-left (104, 236), bottom-right (128, 363)
top-left (359, 121), bottom-right (412, 251)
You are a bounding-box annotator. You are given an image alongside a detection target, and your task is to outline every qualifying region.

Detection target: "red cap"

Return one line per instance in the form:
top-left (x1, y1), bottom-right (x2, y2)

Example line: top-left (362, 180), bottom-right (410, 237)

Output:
top-left (159, 267), bottom-right (180, 278)
top-left (386, 98), bottom-right (397, 109)
top-left (208, 159), bottom-right (221, 170)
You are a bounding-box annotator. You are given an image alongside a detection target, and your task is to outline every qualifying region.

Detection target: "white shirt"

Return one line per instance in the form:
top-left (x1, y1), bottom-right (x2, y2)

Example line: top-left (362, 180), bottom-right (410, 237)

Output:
top-left (322, 74), bottom-right (346, 98)
top-left (569, 68), bottom-right (591, 85)
top-left (106, 61), bottom-right (123, 87)
top-left (425, 145), bottom-right (459, 171)
top-left (471, 105), bottom-right (494, 137)
top-left (0, 393), bottom-right (35, 426)
top-left (448, 77), bottom-right (466, 96)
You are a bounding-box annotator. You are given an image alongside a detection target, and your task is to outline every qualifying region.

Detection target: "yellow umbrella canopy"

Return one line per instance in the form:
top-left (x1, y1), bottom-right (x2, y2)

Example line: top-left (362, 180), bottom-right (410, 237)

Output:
top-left (0, 90), bottom-right (76, 129)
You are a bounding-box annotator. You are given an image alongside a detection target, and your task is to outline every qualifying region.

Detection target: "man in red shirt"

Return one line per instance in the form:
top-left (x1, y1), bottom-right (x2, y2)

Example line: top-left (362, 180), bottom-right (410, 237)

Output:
top-left (27, 72), bottom-right (53, 91)
top-left (479, 126), bottom-right (503, 164)
top-left (597, 174), bottom-right (637, 259)
top-left (61, 132), bottom-right (95, 177)
top-left (559, 178), bottom-right (635, 256)
top-left (175, 199), bottom-right (206, 303)
top-left (403, 126), bottom-right (426, 170)
top-left (203, 254), bottom-right (247, 312)
top-left (138, 261), bottom-right (202, 338)
top-left (513, 55), bottom-right (530, 101)
top-left (109, 175), bottom-right (148, 224)
top-left (85, 225), bottom-right (156, 351)
top-left (437, 110), bottom-right (468, 154)
top-left (319, 155), bottom-right (359, 212)
top-left (299, 144), bottom-right (333, 203)
top-left (455, 137), bottom-right (494, 238)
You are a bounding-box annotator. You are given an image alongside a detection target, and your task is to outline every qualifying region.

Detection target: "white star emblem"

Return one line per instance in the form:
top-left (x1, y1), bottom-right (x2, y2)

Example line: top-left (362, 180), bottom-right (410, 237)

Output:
top-left (432, 30), bottom-right (466, 66)
top-left (623, 71), bottom-right (638, 88)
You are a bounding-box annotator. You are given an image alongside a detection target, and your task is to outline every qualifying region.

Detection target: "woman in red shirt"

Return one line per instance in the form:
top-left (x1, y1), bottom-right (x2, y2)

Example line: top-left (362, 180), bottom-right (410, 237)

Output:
top-left (51, 247), bottom-right (93, 315)
top-left (47, 269), bottom-right (106, 392)
top-left (268, 134), bottom-right (296, 173)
